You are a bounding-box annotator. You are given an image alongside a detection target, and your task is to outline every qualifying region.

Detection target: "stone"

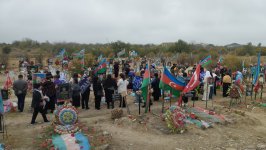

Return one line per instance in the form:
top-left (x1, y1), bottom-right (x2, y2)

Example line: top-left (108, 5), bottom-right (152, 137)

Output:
top-left (257, 143), bottom-right (266, 149)
top-left (103, 131), bottom-right (109, 136)
top-left (225, 148), bottom-right (237, 150)
top-left (245, 144), bottom-right (256, 149)
top-left (95, 144), bottom-right (110, 150)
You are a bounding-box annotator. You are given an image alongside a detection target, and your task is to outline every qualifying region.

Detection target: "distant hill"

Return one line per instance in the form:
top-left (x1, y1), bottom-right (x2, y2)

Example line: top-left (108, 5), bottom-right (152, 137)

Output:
top-left (225, 43), bottom-right (242, 48)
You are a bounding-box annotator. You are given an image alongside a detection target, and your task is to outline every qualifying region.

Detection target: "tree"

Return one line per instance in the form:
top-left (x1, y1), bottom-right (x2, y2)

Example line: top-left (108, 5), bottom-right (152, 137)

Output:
top-left (169, 40), bottom-right (190, 53)
top-left (2, 46), bottom-right (11, 54)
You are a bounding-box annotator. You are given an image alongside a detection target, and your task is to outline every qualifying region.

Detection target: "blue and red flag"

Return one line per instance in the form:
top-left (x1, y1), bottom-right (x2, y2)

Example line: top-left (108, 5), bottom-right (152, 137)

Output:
top-left (94, 59), bottom-right (107, 74)
top-left (160, 67), bottom-right (186, 91)
top-left (200, 55), bottom-right (212, 67)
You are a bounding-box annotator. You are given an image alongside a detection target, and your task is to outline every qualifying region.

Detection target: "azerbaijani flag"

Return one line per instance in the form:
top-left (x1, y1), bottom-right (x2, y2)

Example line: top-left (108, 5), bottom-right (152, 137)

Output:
top-left (94, 59), bottom-right (107, 74)
top-left (159, 67), bottom-right (186, 92)
top-left (200, 55), bottom-right (211, 67)
top-left (253, 52), bottom-right (261, 92)
top-left (141, 65), bottom-right (150, 102)
top-left (52, 132), bottom-right (90, 150)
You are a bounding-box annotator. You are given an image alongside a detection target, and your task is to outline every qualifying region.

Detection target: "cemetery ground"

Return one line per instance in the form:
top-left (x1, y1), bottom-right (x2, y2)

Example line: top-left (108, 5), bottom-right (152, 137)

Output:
top-left (1, 78), bottom-right (266, 150)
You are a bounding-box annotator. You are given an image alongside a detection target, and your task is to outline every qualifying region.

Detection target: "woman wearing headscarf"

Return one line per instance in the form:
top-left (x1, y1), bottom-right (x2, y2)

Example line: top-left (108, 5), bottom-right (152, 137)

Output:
top-left (222, 72), bottom-right (232, 97)
top-left (151, 73), bottom-right (161, 101)
top-left (93, 76), bottom-right (103, 110)
top-left (202, 71), bottom-right (212, 101)
top-left (103, 74), bottom-right (117, 109)
top-left (71, 77), bottom-right (81, 108)
top-left (42, 74), bottom-right (56, 113)
top-left (133, 72), bottom-right (143, 104)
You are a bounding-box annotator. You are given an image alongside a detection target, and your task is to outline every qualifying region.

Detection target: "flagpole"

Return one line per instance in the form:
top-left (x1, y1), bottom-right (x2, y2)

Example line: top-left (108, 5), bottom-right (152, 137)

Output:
top-left (162, 62), bottom-right (165, 113)
top-left (145, 62), bottom-right (151, 113)
top-left (82, 53), bottom-right (85, 68)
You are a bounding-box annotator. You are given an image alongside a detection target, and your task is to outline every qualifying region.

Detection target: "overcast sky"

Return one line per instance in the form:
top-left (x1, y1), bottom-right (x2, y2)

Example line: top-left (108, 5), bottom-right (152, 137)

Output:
top-left (0, 0), bottom-right (265, 45)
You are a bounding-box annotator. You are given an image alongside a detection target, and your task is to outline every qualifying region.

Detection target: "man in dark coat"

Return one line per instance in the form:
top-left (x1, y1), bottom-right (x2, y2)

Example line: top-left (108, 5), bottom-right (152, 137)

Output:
top-left (151, 73), bottom-right (161, 101)
top-left (103, 74), bottom-right (117, 109)
top-left (93, 76), bottom-right (103, 110)
top-left (31, 83), bottom-right (49, 124)
top-left (114, 62), bottom-right (119, 78)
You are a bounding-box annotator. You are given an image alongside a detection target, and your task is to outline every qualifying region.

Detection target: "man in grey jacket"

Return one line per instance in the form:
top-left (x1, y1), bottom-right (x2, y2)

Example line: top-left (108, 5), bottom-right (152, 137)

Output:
top-left (13, 75), bottom-right (28, 112)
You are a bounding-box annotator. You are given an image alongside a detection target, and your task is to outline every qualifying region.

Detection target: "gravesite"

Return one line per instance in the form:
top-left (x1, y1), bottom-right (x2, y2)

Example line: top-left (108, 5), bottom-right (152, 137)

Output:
top-left (0, 0), bottom-right (266, 150)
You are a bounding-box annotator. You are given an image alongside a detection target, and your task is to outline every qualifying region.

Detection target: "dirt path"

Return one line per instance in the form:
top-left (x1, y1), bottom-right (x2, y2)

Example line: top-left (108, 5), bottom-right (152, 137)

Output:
top-left (1, 91), bottom-right (266, 150)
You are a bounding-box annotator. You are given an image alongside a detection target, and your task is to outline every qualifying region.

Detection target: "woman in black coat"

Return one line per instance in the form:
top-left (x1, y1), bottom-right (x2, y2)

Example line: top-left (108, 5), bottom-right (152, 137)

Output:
top-left (103, 74), bottom-right (117, 109)
top-left (93, 76), bottom-right (103, 110)
top-left (71, 78), bottom-right (81, 108)
top-left (31, 83), bottom-right (49, 124)
top-left (151, 73), bottom-right (161, 101)
top-left (42, 75), bottom-right (56, 113)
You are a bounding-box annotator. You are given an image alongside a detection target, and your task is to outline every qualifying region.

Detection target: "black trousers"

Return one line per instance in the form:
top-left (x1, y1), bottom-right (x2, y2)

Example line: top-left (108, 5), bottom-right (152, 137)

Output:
top-left (31, 107), bottom-right (48, 124)
top-left (119, 96), bottom-right (126, 108)
top-left (17, 93), bottom-right (26, 112)
top-left (223, 83), bottom-right (231, 97)
top-left (95, 95), bottom-right (101, 110)
top-left (82, 92), bottom-right (90, 109)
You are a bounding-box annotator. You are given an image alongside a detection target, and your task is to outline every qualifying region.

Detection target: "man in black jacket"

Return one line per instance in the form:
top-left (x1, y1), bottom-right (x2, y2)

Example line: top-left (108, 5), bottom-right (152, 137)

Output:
top-left (31, 83), bottom-right (49, 124)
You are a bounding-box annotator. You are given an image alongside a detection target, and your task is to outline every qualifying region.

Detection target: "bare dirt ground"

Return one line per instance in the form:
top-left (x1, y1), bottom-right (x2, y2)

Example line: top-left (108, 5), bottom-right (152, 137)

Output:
top-left (1, 75), bottom-right (266, 150)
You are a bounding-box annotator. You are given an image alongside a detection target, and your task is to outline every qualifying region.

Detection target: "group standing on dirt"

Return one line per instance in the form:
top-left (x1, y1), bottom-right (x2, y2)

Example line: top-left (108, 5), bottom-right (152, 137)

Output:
top-left (10, 57), bottom-right (266, 125)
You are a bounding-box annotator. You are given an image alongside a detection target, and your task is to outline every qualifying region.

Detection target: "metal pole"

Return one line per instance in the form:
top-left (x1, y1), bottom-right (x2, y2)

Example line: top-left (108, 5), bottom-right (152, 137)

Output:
top-left (206, 82), bottom-right (209, 108)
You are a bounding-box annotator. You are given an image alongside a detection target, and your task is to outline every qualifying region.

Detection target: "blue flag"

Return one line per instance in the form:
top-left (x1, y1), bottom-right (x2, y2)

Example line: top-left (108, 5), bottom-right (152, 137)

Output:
top-left (56, 48), bottom-right (65, 58)
top-left (252, 52), bottom-right (260, 85)
top-left (0, 95), bottom-right (4, 115)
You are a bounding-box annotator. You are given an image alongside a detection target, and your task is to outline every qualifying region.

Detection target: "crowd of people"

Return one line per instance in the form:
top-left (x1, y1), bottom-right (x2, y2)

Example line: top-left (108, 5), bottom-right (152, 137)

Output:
top-left (10, 58), bottom-right (266, 125)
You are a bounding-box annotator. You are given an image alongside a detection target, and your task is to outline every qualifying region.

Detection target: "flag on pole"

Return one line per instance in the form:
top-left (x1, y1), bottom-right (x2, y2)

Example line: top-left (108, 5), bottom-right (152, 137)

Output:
top-left (242, 60), bottom-right (245, 71)
top-left (56, 49), bottom-right (66, 58)
top-left (182, 64), bottom-right (201, 93)
top-left (253, 52), bottom-right (261, 92)
top-left (98, 54), bottom-right (103, 62)
top-left (178, 64), bottom-right (201, 106)
top-left (94, 59), bottom-right (107, 74)
top-left (117, 49), bottom-right (126, 57)
top-left (159, 67), bottom-right (186, 91)
top-left (218, 56), bottom-right (223, 64)
top-left (141, 64), bottom-right (150, 102)
top-left (141, 64), bottom-right (150, 113)
top-left (72, 49), bottom-right (85, 59)
top-left (200, 55), bottom-right (212, 67)
top-left (3, 73), bottom-right (13, 90)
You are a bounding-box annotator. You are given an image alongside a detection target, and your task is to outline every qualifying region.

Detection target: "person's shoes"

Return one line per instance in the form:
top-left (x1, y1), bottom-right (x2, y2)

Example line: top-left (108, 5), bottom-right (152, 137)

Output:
top-left (142, 105), bottom-right (146, 108)
top-left (85, 107), bottom-right (90, 110)
top-left (44, 120), bottom-right (50, 123)
top-left (30, 122), bottom-right (35, 125)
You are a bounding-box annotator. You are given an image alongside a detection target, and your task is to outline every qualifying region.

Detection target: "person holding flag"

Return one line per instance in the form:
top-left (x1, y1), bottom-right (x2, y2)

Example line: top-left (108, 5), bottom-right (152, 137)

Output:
top-left (141, 64), bottom-right (152, 112)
